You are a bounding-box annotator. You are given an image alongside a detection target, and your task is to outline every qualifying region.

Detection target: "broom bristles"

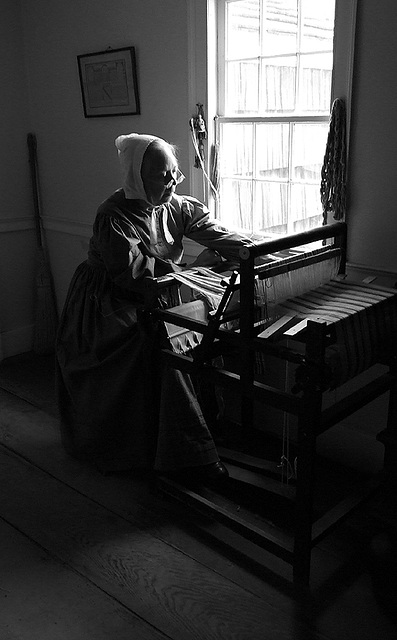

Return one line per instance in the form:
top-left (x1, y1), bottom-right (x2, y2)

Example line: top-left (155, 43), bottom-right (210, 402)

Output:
top-left (33, 249), bottom-right (58, 355)
top-left (28, 133), bottom-right (59, 356)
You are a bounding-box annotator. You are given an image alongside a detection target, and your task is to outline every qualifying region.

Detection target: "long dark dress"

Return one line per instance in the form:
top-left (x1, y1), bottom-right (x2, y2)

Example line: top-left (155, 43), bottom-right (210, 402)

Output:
top-left (56, 190), bottom-right (251, 472)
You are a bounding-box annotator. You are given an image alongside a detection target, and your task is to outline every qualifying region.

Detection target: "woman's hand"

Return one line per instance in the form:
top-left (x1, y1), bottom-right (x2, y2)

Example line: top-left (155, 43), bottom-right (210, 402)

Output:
top-left (189, 248), bottom-right (223, 268)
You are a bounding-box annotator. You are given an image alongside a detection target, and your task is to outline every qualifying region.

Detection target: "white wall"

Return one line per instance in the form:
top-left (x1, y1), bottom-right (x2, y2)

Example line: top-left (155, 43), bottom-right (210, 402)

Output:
top-left (21, 0), bottom-right (193, 221)
top-left (348, 1), bottom-right (397, 273)
top-left (19, 0), bottom-right (195, 311)
top-left (0, 0), bottom-right (35, 358)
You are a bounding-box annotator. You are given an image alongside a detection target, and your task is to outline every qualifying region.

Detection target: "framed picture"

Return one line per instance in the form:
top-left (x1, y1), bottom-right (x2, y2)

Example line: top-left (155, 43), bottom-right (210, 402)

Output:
top-left (77, 46), bottom-right (140, 117)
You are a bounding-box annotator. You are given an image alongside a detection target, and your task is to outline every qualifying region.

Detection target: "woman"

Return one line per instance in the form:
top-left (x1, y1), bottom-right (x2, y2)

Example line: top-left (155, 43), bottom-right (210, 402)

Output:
top-left (56, 133), bottom-right (253, 480)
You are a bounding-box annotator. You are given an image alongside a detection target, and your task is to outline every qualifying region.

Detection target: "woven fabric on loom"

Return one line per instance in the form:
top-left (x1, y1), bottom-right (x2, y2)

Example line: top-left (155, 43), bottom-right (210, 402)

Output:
top-left (162, 268), bottom-right (228, 355)
top-left (163, 299), bottom-right (208, 354)
top-left (276, 280), bottom-right (397, 387)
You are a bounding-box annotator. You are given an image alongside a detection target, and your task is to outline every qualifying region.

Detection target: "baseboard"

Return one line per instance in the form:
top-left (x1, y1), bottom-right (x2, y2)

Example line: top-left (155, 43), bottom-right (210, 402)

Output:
top-left (346, 262), bottom-right (397, 287)
top-left (0, 324), bottom-right (34, 361)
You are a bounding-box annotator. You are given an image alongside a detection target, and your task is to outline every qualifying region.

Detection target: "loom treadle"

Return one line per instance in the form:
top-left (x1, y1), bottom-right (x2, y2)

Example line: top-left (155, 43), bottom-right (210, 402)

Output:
top-left (156, 473), bottom-right (294, 563)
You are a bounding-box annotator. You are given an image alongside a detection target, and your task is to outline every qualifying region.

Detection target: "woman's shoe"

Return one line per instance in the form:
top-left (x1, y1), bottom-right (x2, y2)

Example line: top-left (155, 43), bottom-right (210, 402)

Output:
top-left (196, 461), bottom-right (229, 484)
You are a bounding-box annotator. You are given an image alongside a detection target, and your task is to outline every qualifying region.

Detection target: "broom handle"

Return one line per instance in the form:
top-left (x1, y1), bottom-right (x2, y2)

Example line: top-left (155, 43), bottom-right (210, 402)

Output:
top-left (27, 133), bottom-right (44, 250)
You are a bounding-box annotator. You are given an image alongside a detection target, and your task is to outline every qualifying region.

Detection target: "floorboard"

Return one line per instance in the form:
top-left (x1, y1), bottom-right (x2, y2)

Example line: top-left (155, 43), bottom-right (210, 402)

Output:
top-left (0, 520), bottom-right (167, 640)
top-left (0, 444), bottom-right (308, 640)
top-left (0, 352), bottom-right (397, 639)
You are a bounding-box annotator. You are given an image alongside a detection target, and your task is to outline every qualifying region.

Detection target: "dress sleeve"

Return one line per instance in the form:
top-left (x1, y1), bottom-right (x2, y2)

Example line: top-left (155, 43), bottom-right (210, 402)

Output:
top-left (93, 211), bottom-right (181, 293)
top-left (97, 215), bottom-right (155, 288)
top-left (181, 196), bottom-right (254, 261)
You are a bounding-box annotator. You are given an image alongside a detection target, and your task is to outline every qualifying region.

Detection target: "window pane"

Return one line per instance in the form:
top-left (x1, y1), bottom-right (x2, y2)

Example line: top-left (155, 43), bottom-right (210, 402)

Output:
top-left (220, 123), bottom-right (253, 177)
top-left (255, 181), bottom-right (288, 234)
top-left (256, 123), bottom-right (290, 180)
top-left (226, 60), bottom-right (259, 113)
top-left (291, 183), bottom-right (322, 232)
top-left (299, 52), bottom-right (333, 112)
top-left (262, 0), bottom-right (298, 56)
top-left (292, 123), bottom-right (328, 183)
top-left (293, 211), bottom-right (323, 233)
top-left (226, 0), bottom-right (260, 60)
top-left (301, 0), bottom-right (335, 53)
top-left (219, 178), bottom-right (253, 231)
top-left (260, 56), bottom-right (297, 112)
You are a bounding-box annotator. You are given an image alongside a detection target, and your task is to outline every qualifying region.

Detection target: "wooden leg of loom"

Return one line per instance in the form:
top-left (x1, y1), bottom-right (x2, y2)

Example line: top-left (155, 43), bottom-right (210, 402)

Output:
top-left (378, 352), bottom-right (397, 488)
top-left (293, 321), bottom-right (326, 588)
top-left (293, 395), bottom-right (321, 587)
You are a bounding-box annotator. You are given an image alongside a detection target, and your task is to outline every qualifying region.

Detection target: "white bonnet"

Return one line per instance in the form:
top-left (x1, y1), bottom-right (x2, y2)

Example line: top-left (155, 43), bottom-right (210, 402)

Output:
top-left (115, 133), bottom-right (162, 201)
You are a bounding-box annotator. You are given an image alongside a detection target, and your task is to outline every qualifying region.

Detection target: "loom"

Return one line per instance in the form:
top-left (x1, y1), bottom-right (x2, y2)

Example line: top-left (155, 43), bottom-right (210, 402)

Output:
top-left (143, 222), bottom-right (397, 587)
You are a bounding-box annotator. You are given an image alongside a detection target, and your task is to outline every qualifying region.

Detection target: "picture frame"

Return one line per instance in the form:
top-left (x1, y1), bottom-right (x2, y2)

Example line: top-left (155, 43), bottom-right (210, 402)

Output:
top-left (77, 46), bottom-right (140, 118)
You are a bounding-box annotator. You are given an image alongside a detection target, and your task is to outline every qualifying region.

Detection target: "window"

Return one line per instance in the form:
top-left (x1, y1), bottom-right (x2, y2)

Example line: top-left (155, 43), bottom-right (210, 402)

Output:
top-left (207, 0), bottom-right (356, 236)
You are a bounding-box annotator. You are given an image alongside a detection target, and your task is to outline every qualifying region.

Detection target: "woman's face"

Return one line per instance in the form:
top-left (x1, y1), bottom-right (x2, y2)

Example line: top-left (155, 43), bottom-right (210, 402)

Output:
top-left (141, 142), bottom-right (181, 206)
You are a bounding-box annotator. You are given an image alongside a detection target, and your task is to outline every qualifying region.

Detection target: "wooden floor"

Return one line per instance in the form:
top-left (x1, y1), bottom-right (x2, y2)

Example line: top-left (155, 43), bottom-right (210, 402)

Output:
top-left (0, 352), bottom-right (397, 639)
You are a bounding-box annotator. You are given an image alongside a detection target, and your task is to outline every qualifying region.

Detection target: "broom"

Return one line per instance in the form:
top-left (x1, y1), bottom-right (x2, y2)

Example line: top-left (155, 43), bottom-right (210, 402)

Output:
top-left (27, 132), bottom-right (59, 355)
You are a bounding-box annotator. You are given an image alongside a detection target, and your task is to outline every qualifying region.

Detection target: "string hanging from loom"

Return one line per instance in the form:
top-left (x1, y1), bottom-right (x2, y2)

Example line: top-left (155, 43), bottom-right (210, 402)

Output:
top-left (278, 360), bottom-right (297, 484)
top-left (254, 253), bottom-right (341, 482)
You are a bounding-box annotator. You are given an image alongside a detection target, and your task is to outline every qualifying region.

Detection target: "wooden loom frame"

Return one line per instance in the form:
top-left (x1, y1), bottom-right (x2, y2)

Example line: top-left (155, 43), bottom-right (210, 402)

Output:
top-left (144, 221), bottom-right (397, 587)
